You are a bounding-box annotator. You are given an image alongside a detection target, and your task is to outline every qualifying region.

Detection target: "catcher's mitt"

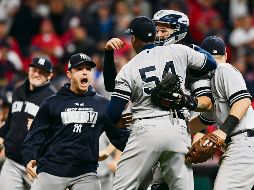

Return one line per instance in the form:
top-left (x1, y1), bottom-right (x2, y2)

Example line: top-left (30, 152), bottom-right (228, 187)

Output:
top-left (151, 73), bottom-right (197, 110)
top-left (185, 133), bottom-right (225, 164)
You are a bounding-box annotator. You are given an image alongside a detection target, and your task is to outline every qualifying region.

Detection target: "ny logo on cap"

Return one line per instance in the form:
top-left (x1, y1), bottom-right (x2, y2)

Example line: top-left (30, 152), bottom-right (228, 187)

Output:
top-left (38, 58), bottom-right (45, 65)
top-left (80, 53), bottom-right (87, 60)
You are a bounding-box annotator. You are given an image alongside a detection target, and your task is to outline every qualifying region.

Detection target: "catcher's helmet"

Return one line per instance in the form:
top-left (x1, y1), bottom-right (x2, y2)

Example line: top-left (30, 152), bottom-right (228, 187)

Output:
top-left (152, 10), bottom-right (189, 46)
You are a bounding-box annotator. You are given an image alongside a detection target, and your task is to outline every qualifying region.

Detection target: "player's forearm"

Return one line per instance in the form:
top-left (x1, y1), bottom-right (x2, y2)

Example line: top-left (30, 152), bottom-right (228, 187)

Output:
top-left (105, 143), bottom-right (116, 155)
top-left (189, 115), bottom-right (208, 135)
top-left (103, 49), bottom-right (117, 92)
top-left (229, 98), bottom-right (251, 120)
top-left (113, 149), bottom-right (122, 162)
top-left (195, 96), bottom-right (213, 112)
top-left (220, 98), bottom-right (251, 135)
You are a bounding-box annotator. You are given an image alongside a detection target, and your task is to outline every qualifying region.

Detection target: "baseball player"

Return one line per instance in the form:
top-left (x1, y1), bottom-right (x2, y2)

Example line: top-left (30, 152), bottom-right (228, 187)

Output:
top-left (189, 36), bottom-right (254, 190)
top-left (0, 57), bottom-right (55, 190)
top-left (105, 16), bottom-right (217, 190)
top-left (22, 53), bottom-right (130, 190)
top-left (104, 10), bottom-right (212, 110)
top-left (103, 10), bottom-right (213, 190)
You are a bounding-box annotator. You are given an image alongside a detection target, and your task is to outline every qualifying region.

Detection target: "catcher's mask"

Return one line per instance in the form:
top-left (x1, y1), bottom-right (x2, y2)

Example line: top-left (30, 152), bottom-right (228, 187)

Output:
top-left (152, 10), bottom-right (189, 46)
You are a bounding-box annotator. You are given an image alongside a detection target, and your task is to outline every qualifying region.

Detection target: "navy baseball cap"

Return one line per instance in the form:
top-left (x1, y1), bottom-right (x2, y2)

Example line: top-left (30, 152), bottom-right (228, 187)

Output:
top-left (68, 53), bottom-right (96, 70)
top-left (125, 16), bottom-right (156, 42)
top-left (30, 57), bottom-right (53, 73)
top-left (201, 36), bottom-right (226, 55)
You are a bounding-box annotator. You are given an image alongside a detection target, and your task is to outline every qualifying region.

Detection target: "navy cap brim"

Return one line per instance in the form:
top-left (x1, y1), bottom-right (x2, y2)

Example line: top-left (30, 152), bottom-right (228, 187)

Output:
top-left (29, 63), bottom-right (52, 73)
top-left (69, 60), bottom-right (96, 70)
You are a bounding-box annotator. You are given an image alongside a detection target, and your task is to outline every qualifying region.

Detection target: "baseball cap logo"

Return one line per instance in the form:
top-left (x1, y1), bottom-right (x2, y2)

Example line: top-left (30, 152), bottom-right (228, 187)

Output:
top-left (80, 53), bottom-right (87, 60)
top-left (212, 50), bottom-right (217, 54)
top-left (148, 33), bottom-right (152, 36)
top-left (38, 58), bottom-right (45, 65)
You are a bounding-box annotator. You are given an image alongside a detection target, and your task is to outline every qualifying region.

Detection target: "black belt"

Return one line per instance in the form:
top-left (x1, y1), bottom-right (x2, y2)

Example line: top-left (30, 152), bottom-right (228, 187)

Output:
top-left (136, 111), bottom-right (185, 121)
top-left (225, 129), bottom-right (254, 144)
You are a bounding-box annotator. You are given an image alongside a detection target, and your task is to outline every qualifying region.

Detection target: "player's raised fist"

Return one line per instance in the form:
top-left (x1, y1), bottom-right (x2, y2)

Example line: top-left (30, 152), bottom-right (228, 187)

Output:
top-left (105, 38), bottom-right (125, 50)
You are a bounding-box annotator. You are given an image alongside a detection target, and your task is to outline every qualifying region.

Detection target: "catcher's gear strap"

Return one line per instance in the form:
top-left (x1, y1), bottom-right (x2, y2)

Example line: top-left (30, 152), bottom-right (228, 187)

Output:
top-left (220, 115), bottom-right (239, 135)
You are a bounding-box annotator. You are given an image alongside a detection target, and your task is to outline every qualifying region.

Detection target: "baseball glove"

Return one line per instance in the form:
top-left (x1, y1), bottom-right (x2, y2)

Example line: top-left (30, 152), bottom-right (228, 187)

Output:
top-left (185, 133), bottom-right (225, 164)
top-left (151, 73), bottom-right (197, 110)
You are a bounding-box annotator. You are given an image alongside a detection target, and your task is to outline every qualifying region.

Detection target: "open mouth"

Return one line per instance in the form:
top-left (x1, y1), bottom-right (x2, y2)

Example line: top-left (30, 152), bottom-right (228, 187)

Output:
top-left (80, 78), bottom-right (88, 84)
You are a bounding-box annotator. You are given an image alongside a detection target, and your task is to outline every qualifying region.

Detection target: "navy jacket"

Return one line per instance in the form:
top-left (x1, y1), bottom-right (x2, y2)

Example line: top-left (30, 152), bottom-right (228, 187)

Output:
top-left (0, 80), bottom-right (55, 165)
top-left (22, 84), bottom-right (130, 177)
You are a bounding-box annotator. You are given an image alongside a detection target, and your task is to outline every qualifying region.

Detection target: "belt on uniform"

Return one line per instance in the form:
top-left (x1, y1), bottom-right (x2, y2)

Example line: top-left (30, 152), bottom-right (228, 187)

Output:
top-left (225, 129), bottom-right (254, 144)
top-left (135, 111), bottom-right (185, 121)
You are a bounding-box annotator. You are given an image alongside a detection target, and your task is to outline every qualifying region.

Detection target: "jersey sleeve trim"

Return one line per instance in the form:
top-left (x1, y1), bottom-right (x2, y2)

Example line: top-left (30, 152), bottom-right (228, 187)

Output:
top-left (112, 89), bottom-right (131, 101)
top-left (229, 90), bottom-right (252, 107)
top-left (192, 87), bottom-right (211, 97)
top-left (198, 114), bottom-right (214, 125)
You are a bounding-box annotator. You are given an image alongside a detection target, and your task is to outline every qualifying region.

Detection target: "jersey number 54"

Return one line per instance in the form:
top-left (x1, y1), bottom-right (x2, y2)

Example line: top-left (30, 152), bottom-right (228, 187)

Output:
top-left (139, 61), bottom-right (176, 95)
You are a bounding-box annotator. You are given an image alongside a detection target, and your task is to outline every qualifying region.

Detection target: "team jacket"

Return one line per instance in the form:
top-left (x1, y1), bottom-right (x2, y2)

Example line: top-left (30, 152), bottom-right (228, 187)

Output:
top-left (0, 80), bottom-right (55, 165)
top-left (22, 84), bottom-right (130, 177)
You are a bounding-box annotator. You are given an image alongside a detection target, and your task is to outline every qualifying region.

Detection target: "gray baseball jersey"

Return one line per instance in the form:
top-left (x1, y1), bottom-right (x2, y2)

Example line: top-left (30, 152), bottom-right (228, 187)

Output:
top-left (112, 44), bottom-right (208, 190)
top-left (199, 64), bottom-right (253, 133)
top-left (199, 63), bottom-right (254, 190)
top-left (113, 44), bottom-right (206, 120)
top-left (189, 75), bottom-right (211, 98)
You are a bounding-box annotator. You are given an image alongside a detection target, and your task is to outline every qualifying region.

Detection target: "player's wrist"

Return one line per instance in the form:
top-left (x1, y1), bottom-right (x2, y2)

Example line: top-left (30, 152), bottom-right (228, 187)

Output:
top-left (220, 115), bottom-right (239, 135)
top-left (184, 94), bottom-right (198, 111)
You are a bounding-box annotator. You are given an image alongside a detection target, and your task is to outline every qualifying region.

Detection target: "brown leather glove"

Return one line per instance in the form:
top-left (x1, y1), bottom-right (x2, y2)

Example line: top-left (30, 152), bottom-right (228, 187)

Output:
top-left (185, 133), bottom-right (225, 164)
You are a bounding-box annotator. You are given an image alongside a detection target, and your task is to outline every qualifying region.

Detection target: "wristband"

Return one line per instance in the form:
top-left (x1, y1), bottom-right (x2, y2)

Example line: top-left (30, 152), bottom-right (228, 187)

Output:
top-left (220, 115), bottom-right (239, 135)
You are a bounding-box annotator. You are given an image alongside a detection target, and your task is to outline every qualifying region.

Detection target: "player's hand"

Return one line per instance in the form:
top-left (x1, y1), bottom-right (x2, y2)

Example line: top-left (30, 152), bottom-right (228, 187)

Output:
top-left (99, 150), bottom-right (110, 161)
top-left (26, 160), bottom-right (37, 180)
top-left (116, 113), bottom-right (133, 128)
top-left (27, 118), bottom-right (33, 130)
top-left (105, 38), bottom-right (125, 50)
top-left (203, 129), bottom-right (226, 147)
top-left (107, 160), bottom-right (118, 173)
top-left (192, 132), bottom-right (204, 145)
top-left (0, 144), bottom-right (5, 158)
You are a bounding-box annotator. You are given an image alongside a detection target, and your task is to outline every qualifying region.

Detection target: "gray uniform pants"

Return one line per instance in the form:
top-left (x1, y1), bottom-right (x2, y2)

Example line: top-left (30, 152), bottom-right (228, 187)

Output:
top-left (214, 133), bottom-right (254, 190)
top-left (31, 172), bottom-right (101, 190)
top-left (113, 116), bottom-right (193, 190)
top-left (0, 158), bottom-right (31, 190)
top-left (99, 174), bottom-right (113, 190)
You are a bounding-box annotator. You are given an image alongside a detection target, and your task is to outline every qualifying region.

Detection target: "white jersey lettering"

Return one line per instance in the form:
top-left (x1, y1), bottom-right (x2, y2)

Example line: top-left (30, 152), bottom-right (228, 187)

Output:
top-left (24, 101), bottom-right (40, 116)
top-left (61, 110), bottom-right (98, 125)
top-left (12, 101), bottom-right (23, 113)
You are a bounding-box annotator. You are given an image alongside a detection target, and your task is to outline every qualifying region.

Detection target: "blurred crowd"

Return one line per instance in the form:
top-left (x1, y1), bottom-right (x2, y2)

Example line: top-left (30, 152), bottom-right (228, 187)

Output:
top-left (1, 0), bottom-right (254, 103)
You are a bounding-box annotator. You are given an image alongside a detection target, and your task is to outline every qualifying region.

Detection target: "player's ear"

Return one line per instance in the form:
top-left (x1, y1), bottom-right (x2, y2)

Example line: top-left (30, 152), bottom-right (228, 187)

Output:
top-left (47, 73), bottom-right (53, 80)
top-left (225, 52), bottom-right (227, 61)
top-left (66, 70), bottom-right (72, 79)
top-left (131, 35), bottom-right (136, 44)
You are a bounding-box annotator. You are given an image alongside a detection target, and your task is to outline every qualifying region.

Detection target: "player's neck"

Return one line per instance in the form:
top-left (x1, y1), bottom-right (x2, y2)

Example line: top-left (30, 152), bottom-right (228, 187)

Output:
top-left (215, 58), bottom-right (226, 64)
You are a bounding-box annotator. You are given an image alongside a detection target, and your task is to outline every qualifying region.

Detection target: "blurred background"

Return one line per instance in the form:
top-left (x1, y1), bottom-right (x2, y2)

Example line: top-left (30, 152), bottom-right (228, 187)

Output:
top-left (1, 0), bottom-right (254, 189)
